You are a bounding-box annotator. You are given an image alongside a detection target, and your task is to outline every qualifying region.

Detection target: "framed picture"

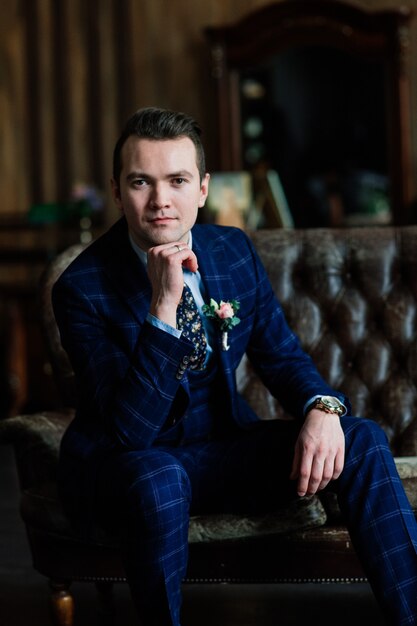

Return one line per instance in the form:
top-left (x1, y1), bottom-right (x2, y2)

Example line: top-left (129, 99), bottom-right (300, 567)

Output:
top-left (205, 172), bottom-right (261, 229)
top-left (259, 170), bottom-right (294, 229)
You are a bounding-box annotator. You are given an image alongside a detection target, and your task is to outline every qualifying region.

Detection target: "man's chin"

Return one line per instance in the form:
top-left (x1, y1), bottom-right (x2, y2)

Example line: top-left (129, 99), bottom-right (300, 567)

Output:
top-left (140, 228), bottom-right (190, 249)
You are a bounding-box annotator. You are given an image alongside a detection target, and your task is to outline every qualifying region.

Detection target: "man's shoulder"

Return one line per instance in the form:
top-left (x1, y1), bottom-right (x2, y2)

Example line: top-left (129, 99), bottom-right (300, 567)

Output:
top-left (56, 217), bottom-right (128, 282)
top-left (192, 223), bottom-right (251, 248)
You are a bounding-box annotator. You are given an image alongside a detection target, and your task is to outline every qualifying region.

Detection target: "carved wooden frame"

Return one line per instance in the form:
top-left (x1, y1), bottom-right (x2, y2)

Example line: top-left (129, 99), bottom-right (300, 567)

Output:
top-left (205, 0), bottom-right (413, 225)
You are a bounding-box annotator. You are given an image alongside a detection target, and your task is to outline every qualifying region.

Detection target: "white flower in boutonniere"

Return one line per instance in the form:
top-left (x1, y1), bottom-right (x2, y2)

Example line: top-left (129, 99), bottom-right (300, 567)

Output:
top-left (202, 298), bottom-right (241, 351)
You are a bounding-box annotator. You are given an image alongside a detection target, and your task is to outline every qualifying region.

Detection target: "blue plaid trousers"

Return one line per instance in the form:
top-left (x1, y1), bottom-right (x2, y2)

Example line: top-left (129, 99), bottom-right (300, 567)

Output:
top-left (95, 416), bottom-right (417, 626)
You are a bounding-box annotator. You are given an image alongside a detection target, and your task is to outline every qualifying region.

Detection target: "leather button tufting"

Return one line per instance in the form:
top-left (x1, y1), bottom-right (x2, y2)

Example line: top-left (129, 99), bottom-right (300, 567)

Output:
top-left (249, 226), bottom-right (417, 454)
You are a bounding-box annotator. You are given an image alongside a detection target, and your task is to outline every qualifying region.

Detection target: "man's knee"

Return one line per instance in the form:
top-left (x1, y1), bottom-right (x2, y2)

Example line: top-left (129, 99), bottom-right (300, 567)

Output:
top-left (115, 449), bottom-right (192, 515)
top-left (342, 415), bottom-right (389, 447)
top-left (341, 416), bottom-right (393, 474)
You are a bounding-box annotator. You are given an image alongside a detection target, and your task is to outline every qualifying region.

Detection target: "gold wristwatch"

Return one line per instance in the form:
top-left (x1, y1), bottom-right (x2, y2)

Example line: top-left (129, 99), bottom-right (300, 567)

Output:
top-left (309, 396), bottom-right (344, 417)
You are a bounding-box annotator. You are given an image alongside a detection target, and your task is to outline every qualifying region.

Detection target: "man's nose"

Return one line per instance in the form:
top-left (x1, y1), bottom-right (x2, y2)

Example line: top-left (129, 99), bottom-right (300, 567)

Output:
top-left (149, 183), bottom-right (170, 208)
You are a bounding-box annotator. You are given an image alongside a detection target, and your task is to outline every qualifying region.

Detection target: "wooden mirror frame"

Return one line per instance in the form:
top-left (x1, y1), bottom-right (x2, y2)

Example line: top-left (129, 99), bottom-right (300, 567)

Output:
top-left (205, 0), bottom-right (413, 225)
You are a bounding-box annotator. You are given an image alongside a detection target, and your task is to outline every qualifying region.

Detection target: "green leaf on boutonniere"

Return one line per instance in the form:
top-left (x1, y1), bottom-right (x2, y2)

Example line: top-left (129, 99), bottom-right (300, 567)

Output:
top-left (202, 298), bottom-right (241, 333)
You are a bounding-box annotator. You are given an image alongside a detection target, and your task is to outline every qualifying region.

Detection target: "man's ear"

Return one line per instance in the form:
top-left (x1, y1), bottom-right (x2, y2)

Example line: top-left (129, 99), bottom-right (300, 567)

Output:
top-left (111, 178), bottom-right (123, 212)
top-left (198, 173), bottom-right (210, 208)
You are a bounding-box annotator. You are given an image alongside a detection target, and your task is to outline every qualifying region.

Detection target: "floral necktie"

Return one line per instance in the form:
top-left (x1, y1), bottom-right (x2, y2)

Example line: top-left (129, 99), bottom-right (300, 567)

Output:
top-left (176, 283), bottom-right (207, 370)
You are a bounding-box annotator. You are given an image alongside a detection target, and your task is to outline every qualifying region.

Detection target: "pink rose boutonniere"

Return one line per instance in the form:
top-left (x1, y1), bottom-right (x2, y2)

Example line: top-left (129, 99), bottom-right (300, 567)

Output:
top-left (202, 298), bottom-right (241, 351)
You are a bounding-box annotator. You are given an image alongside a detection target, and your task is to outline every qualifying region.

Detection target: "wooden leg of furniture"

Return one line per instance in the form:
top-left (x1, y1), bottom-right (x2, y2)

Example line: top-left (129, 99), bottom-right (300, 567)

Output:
top-left (49, 580), bottom-right (74, 626)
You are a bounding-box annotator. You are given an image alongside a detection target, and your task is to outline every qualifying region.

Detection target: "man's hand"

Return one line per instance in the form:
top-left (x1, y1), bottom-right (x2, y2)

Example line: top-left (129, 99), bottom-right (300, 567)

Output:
top-left (147, 242), bottom-right (198, 328)
top-left (290, 409), bottom-right (345, 497)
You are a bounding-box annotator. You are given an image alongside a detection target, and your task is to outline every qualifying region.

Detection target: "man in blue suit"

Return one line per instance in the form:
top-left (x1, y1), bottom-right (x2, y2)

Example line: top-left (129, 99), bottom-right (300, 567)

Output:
top-left (53, 107), bottom-right (417, 625)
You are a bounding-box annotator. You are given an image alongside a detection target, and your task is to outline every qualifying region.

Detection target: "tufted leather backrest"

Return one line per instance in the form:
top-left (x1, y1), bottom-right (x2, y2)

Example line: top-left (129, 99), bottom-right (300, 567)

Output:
top-left (249, 227), bottom-right (417, 456)
top-left (39, 227), bottom-right (417, 457)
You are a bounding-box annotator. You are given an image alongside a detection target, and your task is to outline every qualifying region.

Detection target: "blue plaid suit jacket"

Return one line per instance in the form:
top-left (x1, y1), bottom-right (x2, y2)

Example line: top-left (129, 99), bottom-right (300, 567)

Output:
top-left (53, 217), bottom-right (348, 522)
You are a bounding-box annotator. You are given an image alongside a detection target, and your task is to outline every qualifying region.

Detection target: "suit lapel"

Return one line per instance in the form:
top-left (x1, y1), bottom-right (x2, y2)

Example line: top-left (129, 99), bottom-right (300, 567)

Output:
top-left (192, 226), bottom-right (234, 305)
top-left (192, 226), bottom-right (236, 370)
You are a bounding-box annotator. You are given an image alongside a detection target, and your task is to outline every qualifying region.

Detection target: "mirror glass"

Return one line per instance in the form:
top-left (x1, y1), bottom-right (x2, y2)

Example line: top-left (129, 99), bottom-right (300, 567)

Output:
top-left (239, 46), bottom-right (390, 227)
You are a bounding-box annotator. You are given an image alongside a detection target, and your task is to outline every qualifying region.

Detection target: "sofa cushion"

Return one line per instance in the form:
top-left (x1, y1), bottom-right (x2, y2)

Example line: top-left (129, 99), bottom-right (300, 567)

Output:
top-left (5, 412), bottom-right (328, 544)
top-left (188, 496), bottom-right (327, 543)
top-left (20, 481), bottom-right (328, 545)
top-left (7, 412), bottom-right (417, 541)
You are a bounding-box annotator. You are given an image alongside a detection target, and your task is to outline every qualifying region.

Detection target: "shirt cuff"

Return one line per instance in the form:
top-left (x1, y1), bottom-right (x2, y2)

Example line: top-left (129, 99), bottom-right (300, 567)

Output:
top-left (146, 313), bottom-right (182, 339)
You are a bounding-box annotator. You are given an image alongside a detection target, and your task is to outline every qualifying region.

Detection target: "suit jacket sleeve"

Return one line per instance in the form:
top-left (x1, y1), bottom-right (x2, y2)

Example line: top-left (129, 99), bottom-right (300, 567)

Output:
top-left (240, 231), bottom-right (350, 419)
top-left (53, 272), bottom-right (195, 450)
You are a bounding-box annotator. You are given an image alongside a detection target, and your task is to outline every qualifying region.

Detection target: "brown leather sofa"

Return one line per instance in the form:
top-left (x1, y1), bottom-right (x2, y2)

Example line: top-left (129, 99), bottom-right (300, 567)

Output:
top-left (2, 225), bottom-right (417, 625)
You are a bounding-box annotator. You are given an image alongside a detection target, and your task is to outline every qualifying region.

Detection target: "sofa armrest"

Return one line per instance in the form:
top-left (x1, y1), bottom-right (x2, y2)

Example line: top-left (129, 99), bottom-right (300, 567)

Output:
top-left (394, 456), bottom-right (417, 512)
top-left (0, 409), bottom-right (74, 490)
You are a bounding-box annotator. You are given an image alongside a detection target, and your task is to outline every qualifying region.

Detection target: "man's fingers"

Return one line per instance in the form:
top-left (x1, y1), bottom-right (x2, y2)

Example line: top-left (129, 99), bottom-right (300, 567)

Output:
top-left (317, 457), bottom-right (336, 492)
top-left (164, 241), bottom-right (198, 272)
top-left (291, 410), bottom-right (346, 497)
top-left (147, 242), bottom-right (199, 325)
top-left (301, 457), bottom-right (324, 496)
top-left (294, 450), bottom-right (314, 497)
top-left (332, 447), bottom-right (345, 480)
top-left (292, 447), bottom-right (344, 496)
top-left (303, 447), bottom-right (345, 495)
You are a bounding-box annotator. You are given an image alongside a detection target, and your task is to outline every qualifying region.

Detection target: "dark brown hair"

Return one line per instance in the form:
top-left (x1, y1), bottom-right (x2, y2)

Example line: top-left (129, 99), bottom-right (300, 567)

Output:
top-left (112, 107), bottom-right (206, 186)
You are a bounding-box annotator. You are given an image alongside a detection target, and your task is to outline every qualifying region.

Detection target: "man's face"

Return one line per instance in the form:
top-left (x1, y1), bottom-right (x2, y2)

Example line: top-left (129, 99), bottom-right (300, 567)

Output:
top-left (112, 136), bottom-right (210, 251)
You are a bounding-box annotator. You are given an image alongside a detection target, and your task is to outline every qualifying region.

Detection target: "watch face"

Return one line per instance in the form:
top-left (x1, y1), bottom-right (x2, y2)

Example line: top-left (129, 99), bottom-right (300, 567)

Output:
top-left (321, 396), bottom-right (341, 409)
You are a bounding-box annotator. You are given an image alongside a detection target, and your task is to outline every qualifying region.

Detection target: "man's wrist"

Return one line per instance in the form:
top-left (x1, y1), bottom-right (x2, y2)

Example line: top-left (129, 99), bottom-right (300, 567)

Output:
top-left (305, 395), bottom-right (346, 417)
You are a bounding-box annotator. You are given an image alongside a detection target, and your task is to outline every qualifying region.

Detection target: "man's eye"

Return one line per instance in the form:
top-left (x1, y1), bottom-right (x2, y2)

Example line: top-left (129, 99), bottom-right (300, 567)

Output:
top-left (173, 177), bottom-right (185, 185)
top-left (132, 179), bottom-right (147, 187)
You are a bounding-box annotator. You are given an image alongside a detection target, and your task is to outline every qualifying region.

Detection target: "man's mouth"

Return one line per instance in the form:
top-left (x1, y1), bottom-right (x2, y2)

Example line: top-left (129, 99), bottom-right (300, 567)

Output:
top-left (150, 216), bottom-right (176, 224)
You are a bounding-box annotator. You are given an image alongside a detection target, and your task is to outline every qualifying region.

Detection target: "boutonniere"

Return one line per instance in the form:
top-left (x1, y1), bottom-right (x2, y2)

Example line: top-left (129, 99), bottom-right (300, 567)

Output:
top-left (202, 298), bottom-right (241, 351)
